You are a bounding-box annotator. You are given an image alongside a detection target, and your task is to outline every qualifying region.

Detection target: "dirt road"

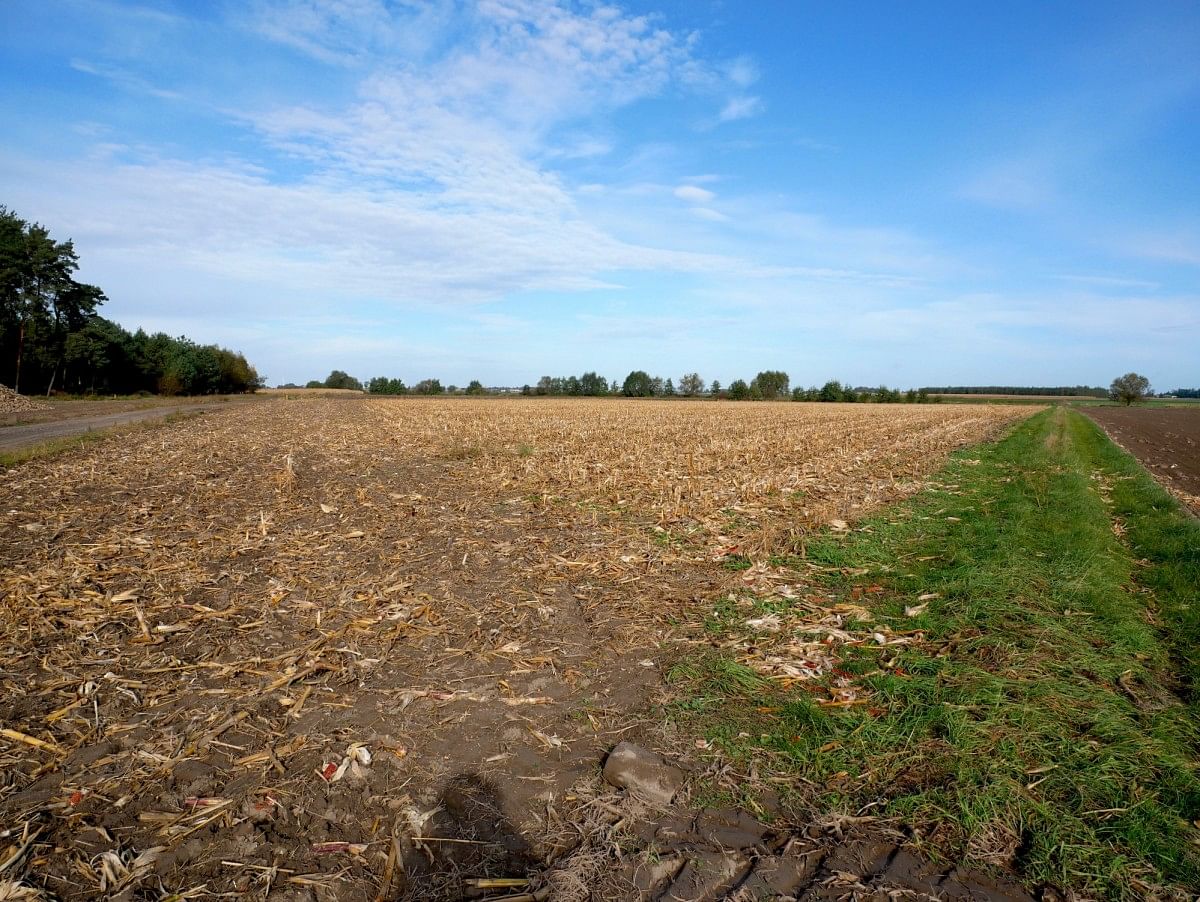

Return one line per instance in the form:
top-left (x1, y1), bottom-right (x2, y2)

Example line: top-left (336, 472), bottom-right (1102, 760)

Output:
top-left (0, 398), bottom-right (256, 453)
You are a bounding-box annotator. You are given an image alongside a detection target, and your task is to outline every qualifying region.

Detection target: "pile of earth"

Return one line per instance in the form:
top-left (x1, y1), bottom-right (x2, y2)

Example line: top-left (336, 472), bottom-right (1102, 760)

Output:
top-left (0, 384), bottom-right (50, 413)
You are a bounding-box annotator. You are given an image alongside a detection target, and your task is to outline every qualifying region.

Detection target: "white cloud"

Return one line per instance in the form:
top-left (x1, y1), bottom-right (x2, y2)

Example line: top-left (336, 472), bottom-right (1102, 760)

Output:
top-left (1116, 229), bottom-right (1200, 266)
top-left (674, 184), bottom-right (715, 203)
top-left (690, 207), bottom-right (728, 222)
top-left (245, 0), bottom-right (695, 126)
top-left (724, 56), bottom-right (759, 88)
top-left (0, 143), bottom-right (729, 312)
top-left (236, 0), bottom-right (710, 211)
top-left (795, 136), bottom-right (837, 152)
top-left (4, 0), bottom-right (759, 316)
top-left (69, 59), bottom-right (184, 101)
top-left (717, 95), bottom-right (764, 123)
top-left (959, 158), bottom-right (1054, 210)
top-left (545, 137), bottom-right (613, 159)
top-left (1053, 274), bottom-right (1161, 291)
top-left (576, 311), bottom-right (737, 342)
top-left (240, 0), bottom-right (454, 66)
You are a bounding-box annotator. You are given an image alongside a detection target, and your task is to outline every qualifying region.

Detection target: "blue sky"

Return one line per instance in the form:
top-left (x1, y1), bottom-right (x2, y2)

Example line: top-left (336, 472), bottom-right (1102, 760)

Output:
top-left (1, 0), bottom-right (1198, 389)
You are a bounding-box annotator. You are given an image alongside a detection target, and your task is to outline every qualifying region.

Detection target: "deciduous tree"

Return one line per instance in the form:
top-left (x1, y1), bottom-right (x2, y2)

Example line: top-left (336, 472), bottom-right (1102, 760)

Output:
top-left (819, 380), bottom-right (843, 402)
top-left (1110, 372), bottom-right (1151, 406)
top-left (751, 370), bottom-right (789, 400)
top-left (728, 378), bottom-right (751, 400)
top-left (579, 371), bottom-right (607, 395)
top-left (413, 378), bottom-right (444, 395)
top-left (679, 372), bottom-right (705, 396)
top-left (324, 370), bottom-right (363, 391)
top-left (622, 370), bottom-right (653, 397)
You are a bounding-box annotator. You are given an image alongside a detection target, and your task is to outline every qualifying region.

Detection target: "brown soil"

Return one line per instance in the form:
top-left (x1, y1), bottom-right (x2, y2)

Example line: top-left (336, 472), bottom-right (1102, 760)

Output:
top-left (0, 400), bottom-right (1031, 900)
top-left (533, 791), bottom-right (1036, 902)
top-left (1085, 406), bottom-right (1200, 513)
top-left (0, 402), bottom-right (726, 900)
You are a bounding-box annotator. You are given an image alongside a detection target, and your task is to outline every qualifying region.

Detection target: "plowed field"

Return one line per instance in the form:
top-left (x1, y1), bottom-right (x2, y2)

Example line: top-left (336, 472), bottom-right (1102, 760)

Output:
top-left (1085, 406), bottom-right (1200, 513)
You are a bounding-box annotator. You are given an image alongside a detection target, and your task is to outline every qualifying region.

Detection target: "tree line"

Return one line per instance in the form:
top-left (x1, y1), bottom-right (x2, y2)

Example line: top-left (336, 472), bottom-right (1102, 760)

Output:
top-left (515, 371), bottom-right (933, 401)
top-left (920, 385), bottom-right (1109, 397)
top-left (311, 368), bottom-right (938, 404)
top-left (1, 207), bottom-right (262, 395)
top-left (296, 370), bottom-right (1197, 407)
top-left (277, 371), bottom-right (484, 395)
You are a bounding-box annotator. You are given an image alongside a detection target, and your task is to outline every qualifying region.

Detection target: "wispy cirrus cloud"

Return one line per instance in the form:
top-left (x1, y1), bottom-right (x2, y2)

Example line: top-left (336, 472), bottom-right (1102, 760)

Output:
top-left (238, 0), bottom-right (455, 66)
top-left (1115, 229), bottom-right (1200, 267)
top-left (1052, 274), bottom-right (1161, 291)
top-left (245, 0), bottom-right (694, 125)
top-left (12, 0), bottom-right (759, 319)
top-left (723, 56), bottom-right (760, 88)
top-left (958, 157), bottom-right (1055, 210)
top-left (717, 95), bottom-right (764, 123)
top-left (673, 184), bottom-right (715, 203)
top-left (69, 58), bottom-right (184, 101)
top-left (0, 147), bottom-right (732, 310)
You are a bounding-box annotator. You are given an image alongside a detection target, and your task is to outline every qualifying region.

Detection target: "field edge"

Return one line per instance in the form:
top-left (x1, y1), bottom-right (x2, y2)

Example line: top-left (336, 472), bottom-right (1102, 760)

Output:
top-left (667, 407), bottom-right (1200, 899)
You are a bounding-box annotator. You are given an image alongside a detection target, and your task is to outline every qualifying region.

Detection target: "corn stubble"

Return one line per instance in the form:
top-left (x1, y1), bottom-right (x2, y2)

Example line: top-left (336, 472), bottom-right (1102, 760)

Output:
top-left (373, 398), bottom-right (1024, 551)
top-left (0, 397), bottom-right (1027, 900)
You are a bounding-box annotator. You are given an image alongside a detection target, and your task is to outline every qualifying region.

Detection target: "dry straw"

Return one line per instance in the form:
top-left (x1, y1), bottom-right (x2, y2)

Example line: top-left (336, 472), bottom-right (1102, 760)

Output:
top-left (0, 397), bottom-right (1025, 899)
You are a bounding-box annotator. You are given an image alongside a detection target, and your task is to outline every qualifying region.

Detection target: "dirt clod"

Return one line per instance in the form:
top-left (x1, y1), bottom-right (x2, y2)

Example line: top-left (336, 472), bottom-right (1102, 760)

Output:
top-left (603, 741), bottom-right (686, 807)
top-left (662, 849), bottom-right (751, 901)
top-left (633, 853), bottom-right (686, 897)
top-left (734, 839), bottom-right (825, 897)
top-left (696, 808), bottom-right (769, 850)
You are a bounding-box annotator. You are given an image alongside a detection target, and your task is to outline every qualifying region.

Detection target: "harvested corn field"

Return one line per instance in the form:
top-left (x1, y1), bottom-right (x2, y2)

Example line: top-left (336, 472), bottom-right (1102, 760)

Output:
top-left (0, 398), bottom-right (1028, 900)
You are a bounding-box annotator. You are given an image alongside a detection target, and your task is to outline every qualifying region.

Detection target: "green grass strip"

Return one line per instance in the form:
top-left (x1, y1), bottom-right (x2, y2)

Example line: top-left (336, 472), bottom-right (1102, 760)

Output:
top-left (672, 407), bottom-right (1200, 898)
